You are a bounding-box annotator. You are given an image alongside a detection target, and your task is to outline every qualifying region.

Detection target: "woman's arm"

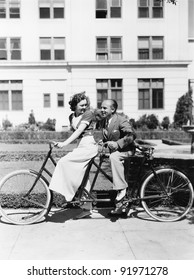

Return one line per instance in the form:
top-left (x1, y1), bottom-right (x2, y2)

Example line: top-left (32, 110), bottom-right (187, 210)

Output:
top-left (54, 123), bottom-right (87, 148)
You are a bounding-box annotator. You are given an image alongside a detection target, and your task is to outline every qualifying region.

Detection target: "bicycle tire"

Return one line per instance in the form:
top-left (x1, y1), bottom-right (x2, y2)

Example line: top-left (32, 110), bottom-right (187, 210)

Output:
top-left (0, 169), bottom-right (51, 225)
top-left (140, 168), bottom-right (194, 222)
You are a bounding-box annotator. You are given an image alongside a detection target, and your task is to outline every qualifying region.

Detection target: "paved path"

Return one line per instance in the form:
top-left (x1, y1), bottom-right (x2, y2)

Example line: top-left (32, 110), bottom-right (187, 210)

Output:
top-left (0, 207), bottom-right (194, 260)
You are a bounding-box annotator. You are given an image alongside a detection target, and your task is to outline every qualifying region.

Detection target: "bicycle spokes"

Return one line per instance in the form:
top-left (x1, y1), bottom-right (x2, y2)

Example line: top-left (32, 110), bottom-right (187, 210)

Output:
top-left (0, 170), bottom-right (51, 225)
top-left (140, 168), bottom-right (194, 222)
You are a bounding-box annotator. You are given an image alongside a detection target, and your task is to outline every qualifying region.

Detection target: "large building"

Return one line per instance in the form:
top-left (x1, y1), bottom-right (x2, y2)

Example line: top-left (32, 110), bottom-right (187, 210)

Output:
top-left (0, 0), bottom-right (193, 131)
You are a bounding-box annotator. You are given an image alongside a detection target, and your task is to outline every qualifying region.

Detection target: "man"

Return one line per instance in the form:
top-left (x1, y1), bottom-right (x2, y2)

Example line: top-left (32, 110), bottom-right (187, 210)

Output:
top-left (100, 99), bottom-right (136, 215)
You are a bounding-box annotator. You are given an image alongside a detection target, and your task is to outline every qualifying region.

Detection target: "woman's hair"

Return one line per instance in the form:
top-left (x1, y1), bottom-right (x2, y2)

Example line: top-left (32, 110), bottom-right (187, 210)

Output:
top-left (69, 91), bottom-right (90, 111)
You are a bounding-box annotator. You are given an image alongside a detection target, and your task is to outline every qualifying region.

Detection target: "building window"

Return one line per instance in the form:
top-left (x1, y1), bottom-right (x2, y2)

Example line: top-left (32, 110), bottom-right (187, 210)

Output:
top-left (0, 37), bottom-right (21, 60)
top-left (40, 37), bottom-right (65, 60)
top-left (96, 37), bottom-right (122, 60)
top-left (0, 80), bottom-right (23, 110)
top-left (138, 0), bottom-right (163, 18)
top-left (0, 0), bottom-right (20, 18)
top-left (96, 79), bottom-right (122, 109)
top-left (138, 36), bottom-right (164, 60)
top-left (0, 38), bottom-right (7, 59)
top-left (54, 37), bottom-right (65, 59)
top-left (0, 90), bottom-right (8, 110)
top-left (43, 93), bottom-right (51, 107)
top-left (57, 93), bottom-right (64, 107)
top-left (12, 90), bottom-right (22, 110)
top-left (9, 0), bottom-right (20, 18)
top-left (138, 78), bottom-right (164, 109)
top-left (39, 0), bottom-right (65, 19)
top-left (10, 38), bottom-right (21, 59)
top-left (96, 0), bottom-right (122, 18)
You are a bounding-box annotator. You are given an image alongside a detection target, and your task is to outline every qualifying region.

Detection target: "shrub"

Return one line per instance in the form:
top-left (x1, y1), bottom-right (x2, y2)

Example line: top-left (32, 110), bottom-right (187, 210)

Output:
top-left (135, 114), bottom-right (147, 129)
top-left (161, 116), bottom-right (170, 130)
top-left (2, 118), bottom-right (12, 130)
top-left (134, 114), bottom-right (159, 130)
top-left (39, 118), bottom-right (56, 131)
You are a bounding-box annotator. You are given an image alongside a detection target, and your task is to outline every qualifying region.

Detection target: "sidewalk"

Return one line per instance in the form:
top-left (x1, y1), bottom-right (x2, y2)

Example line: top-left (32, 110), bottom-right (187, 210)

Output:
top-left (0, 207), bottom-right (194, 260)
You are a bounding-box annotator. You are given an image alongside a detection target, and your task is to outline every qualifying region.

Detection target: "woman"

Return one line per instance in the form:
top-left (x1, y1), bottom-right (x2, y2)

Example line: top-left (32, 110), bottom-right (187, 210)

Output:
top-left (49, 92), bottom-right (98, 218)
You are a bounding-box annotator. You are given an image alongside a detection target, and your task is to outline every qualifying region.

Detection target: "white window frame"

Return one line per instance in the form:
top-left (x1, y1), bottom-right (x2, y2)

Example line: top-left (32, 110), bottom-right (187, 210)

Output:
top-left (0, 0), bottom-right (20, 19)
top-left (40, 37), bottom-right (65, 60)
top-left (0, 80), bottom-right (23, 111)
top-left (96, 36), bottom-right (122, 61)
top-left (57, 93), bottom-right (64, 107)
top-left (138, 36), bottom-right (164, 60)
top-left (43, 93), bottom-right (51, 108)
top-left (138, 0), bottom-right (163, 18)
top-left (0, 37), bottom-right (21, 60)
top-left (39, 0), bottom-right (65, 19)
top-left (96, 0), bottom-right (122, 18)
top-left (138, 78), bottom-right (164, 109)
top-left (96, 78), bottom-right (123, 109)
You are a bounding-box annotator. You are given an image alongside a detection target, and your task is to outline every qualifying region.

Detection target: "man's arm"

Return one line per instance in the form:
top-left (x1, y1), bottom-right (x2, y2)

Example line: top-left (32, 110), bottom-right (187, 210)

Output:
top-left (116, 117), bottom-right (136, 149)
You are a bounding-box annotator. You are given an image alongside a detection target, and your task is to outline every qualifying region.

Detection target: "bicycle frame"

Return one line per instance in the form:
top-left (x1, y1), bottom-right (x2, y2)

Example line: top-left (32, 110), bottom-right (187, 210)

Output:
top-left (1, 142), bottom-right (192, 225)
top-left (28, 143), bottom-right (169, 207)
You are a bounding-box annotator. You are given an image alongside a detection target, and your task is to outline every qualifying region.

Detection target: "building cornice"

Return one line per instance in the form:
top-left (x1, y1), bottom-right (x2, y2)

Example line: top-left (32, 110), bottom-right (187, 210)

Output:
top-left (0, 60), bottom-right (191, 69)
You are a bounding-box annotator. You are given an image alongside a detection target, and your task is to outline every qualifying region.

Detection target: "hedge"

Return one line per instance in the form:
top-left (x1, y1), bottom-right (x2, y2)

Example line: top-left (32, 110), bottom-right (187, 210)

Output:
top-left (0, 130), bottom-right (191, 143)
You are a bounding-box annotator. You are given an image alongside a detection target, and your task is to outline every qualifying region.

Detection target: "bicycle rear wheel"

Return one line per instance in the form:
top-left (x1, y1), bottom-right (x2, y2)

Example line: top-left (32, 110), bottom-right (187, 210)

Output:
top-left (140, 168), bottom-right (194, 222)
top-left (0, 170), bottom-right (51, 225)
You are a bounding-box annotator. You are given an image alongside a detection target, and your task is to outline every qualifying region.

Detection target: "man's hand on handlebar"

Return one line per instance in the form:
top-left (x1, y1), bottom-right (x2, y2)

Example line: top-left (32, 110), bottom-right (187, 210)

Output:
top-left (98, 140), bottom-right (118, 154)
top-left (106, 141), bottom-right (118, 152)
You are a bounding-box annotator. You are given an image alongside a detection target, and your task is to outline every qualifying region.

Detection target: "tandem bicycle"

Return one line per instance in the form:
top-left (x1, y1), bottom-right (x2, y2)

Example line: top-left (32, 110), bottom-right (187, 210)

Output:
top-left (0, 142), bottom-right (193, 225)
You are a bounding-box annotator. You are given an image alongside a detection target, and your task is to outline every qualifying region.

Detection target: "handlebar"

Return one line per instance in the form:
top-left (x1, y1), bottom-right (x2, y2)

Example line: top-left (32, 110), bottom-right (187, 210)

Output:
top-left (135, 142), bottom-right (154, 158)
top-left (49, 141), bottom-right (57, 151)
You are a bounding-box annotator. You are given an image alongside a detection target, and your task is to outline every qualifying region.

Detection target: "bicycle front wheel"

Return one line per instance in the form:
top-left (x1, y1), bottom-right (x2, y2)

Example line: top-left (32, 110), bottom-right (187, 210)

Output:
top-left (0, 170), bottom-right (51, 225)
top-left (140, 168), bottom-right (194, 222)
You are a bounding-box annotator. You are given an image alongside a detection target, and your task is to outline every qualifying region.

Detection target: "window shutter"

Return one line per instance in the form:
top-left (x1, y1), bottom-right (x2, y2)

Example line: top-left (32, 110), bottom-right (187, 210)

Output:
top-left (139, 0), bottom-right (148, 7)
top-left (96, 0), bottom-right (107, 9)
top-left (111, 0), bottom-right (121, 7)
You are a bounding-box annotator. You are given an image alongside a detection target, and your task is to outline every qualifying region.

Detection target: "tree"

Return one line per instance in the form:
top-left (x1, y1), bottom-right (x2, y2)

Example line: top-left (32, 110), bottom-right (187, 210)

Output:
top-left (166, 0), bottom-right (177, 4)
top-left (146, 114), bottom-right (159, 129)
top-left (173, 89), bottom-right (193, 127)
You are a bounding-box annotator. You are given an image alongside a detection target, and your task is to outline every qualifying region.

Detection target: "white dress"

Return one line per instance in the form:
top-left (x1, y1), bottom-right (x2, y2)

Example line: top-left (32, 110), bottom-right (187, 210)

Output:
top-left (49, 110), bottom-right (98, 201)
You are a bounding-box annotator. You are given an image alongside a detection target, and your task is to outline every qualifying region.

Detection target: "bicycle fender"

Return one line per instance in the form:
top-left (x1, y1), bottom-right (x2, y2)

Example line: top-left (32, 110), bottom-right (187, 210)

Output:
top-left (153, 165), bottom-right (189, 177)
top-left (139, 165), bottom-right (172, 186)
top-left (141, 165), bottom-right (189, 184)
